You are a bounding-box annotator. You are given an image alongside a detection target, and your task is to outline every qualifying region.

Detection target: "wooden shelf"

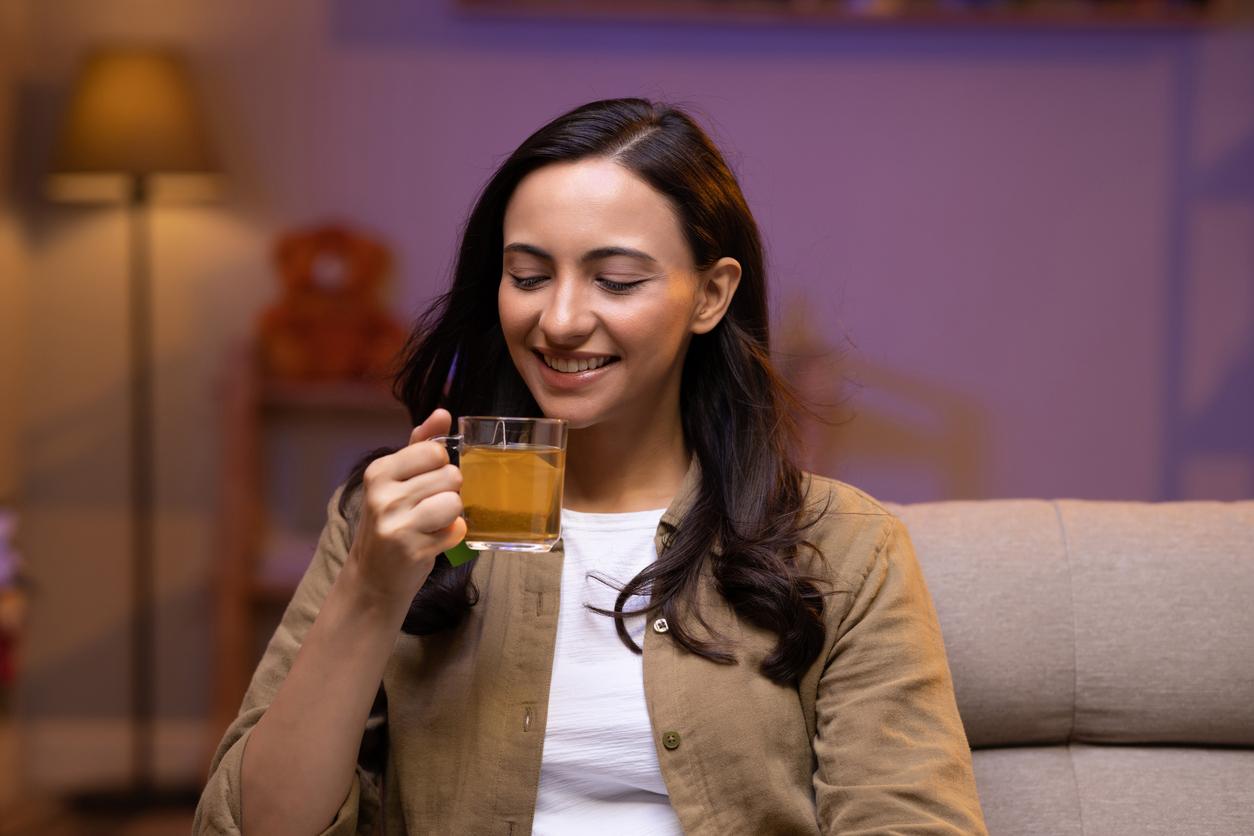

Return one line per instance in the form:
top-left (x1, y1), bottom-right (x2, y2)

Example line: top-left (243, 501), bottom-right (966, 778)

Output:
top-left (209, 342), bottom-right (411, 763)
top-left (249, 534), bottom-right (322, 605)
top-left (457, 0), bottom-right (1249, 29)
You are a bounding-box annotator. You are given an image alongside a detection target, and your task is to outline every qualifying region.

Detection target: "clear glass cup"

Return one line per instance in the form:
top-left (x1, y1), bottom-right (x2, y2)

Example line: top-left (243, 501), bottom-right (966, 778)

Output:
top-left (432, 416), bottom-right (568, 553)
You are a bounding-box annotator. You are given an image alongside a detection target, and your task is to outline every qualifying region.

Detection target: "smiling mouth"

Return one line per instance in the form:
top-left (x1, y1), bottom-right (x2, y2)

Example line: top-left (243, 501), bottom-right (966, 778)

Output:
top-left (534, 351), bottom-right (620, 374)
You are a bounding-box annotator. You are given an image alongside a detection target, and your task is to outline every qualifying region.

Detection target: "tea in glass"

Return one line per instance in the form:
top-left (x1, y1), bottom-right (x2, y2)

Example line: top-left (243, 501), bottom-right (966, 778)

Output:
top-left (433, 416), bottom-right (568, 553)
top-left (460, 443), bottom-right (564, 550)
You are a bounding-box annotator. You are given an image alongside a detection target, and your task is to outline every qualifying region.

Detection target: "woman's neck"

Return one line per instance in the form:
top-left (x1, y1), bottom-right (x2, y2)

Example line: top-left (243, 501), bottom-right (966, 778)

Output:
top-left (561, 411), bottom-right (690, 513)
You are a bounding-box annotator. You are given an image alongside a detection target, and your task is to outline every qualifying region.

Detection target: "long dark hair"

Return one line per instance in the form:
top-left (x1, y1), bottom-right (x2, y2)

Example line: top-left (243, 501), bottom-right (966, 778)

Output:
top-left (340, 98), bottom-right (832, 684)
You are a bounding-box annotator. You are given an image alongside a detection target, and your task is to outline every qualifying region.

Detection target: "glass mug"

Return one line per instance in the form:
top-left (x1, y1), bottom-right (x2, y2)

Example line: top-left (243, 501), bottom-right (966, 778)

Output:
top-left (431, 416), bottom-right (568, 560)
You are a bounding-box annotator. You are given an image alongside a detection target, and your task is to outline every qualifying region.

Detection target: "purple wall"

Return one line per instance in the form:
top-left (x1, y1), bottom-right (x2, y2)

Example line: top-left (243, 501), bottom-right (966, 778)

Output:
top-left (285, 3), bottom-right (1253, 501)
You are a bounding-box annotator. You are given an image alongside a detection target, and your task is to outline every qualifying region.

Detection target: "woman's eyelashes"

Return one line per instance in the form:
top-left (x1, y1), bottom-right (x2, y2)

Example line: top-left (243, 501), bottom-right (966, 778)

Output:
top-left (506, 273), bottom-right (646, 294)
top-left (597, 277), bottom-right (644, 293)
top-left (506, 273), bottom-right (548, 291)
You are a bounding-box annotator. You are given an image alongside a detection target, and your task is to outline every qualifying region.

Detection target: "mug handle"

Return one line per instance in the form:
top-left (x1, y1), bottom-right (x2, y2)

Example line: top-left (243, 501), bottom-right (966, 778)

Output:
top-left (427, 434), bottom-right (475, 567)
top-left (428, 433), bottom-right (464, 466)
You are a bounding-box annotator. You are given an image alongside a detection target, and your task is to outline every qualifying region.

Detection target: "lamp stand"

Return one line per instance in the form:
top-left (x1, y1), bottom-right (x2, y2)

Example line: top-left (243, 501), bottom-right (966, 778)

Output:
top-left (127, 174), bottom-right (156, 796)
top-left (67, 176), bottom-right (200, 817)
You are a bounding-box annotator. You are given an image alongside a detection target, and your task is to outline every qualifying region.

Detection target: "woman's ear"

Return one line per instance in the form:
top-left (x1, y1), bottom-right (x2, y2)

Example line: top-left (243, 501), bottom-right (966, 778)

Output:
top-left (691, 257), bottom-right (742, 335)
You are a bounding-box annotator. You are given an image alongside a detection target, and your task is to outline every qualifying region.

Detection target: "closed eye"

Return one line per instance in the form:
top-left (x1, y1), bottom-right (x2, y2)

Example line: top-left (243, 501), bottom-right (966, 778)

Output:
top-left (597, 277), bottom-right (645, 293)
top-left (506, 274), bottom-right (646, 294)
top-left (508, 273), bottom-right (547, 290)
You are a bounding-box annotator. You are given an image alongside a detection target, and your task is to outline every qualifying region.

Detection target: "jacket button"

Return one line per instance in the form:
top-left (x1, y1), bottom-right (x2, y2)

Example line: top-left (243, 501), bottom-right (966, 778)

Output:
top-left (652, 618), bottom-right (669, 634)
top-left (662, 731), bottom-right (681, 750)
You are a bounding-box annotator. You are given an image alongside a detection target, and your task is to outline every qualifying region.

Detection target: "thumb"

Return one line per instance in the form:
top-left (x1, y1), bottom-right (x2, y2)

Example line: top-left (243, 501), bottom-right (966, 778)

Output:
top-left (409, 407), bottom-right (453, 446)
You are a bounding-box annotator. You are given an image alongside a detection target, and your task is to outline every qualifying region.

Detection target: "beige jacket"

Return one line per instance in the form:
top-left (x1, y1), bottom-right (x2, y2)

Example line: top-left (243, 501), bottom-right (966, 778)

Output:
top-left (195, 457), bottom-right (987, 835)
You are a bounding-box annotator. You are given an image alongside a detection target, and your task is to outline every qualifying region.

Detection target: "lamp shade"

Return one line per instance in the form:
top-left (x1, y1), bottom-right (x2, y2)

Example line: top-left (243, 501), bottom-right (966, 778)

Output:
top-left (52, 46), bottom-right (215, 176)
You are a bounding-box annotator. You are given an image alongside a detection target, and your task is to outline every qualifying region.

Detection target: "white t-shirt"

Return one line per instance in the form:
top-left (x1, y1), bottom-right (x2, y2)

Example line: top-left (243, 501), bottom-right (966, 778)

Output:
top-left (531, 506), bottom-right (684, 836)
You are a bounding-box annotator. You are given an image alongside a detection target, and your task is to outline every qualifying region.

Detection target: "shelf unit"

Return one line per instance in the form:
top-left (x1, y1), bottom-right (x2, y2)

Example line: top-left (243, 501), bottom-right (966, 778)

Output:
top-left (208, 342), bottom-right (410, 753)
top-left (457, 0), bottom-right (1250, 28)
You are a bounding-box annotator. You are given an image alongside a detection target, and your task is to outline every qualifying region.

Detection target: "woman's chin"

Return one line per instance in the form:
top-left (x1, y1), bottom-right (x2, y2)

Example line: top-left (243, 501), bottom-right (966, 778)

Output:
top-left (530, 399), bottom-right (606, 431)
top-left (539, 411), bottom-right (597, 431)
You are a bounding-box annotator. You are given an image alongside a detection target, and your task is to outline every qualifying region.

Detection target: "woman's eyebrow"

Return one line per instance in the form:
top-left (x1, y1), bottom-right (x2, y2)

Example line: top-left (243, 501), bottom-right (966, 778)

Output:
top-left (503, 242), bottom-right (660, 266)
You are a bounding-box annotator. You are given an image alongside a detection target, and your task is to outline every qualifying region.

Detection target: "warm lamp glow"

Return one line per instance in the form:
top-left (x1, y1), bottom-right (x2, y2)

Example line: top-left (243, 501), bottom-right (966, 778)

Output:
top-left (46, 172), bottom-right (225, 204)
top-left (51, 46), bottom-right (216, 180)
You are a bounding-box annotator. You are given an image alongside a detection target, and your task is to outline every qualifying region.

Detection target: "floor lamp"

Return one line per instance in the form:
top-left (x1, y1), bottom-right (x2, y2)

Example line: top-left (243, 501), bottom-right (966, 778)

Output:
top-left (48, 46), bottom-right (218, 809)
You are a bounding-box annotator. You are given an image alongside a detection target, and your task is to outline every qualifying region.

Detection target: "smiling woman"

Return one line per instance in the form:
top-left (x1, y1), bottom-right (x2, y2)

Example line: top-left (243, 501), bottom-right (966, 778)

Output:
top-left (497, 157), bottom-right (741, 490)
top-left (195, 98), bottom-right (987, 836)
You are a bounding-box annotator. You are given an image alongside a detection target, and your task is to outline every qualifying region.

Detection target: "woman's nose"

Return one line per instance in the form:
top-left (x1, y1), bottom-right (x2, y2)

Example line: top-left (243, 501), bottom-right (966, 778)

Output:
top-left (538, 276), bottom-right (594, 343)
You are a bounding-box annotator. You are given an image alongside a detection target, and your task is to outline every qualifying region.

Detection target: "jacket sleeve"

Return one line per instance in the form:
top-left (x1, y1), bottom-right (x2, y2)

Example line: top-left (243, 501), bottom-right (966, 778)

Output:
top-left (193, 484), bottom-right (383, 836)
top-left (812, 515), bottom-right (987, 835)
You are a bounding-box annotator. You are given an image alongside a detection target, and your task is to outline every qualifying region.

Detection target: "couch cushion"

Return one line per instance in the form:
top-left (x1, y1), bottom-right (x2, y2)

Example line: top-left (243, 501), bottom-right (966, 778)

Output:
top-left (971, 744), bottom-right (1254, 836)
top-left (1060, 500), bottom-right (1254, 745)
top-left (1070, 743), bottom-right (1254, 835)
top-left (887, 499), bottom-right (1075, 748)
top-left (890, 498), bottom-right (1254, 748)
top-left (971, 746), bottom-right (1083, 836)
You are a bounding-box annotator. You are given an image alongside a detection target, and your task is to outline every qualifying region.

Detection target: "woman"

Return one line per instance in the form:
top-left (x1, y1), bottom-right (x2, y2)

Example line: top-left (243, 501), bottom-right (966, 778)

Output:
top-left (195, 98), bottom-right (986, 835)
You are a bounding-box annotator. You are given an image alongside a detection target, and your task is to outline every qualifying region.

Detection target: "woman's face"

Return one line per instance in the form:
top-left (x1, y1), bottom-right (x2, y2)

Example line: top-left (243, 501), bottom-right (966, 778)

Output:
top-left (498, 158), bottom-right (735, 431)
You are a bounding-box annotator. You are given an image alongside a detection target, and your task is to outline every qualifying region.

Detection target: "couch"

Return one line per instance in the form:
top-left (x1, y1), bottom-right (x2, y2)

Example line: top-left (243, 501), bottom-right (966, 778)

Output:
top-left (883, 497), bottom-right (1254, 836)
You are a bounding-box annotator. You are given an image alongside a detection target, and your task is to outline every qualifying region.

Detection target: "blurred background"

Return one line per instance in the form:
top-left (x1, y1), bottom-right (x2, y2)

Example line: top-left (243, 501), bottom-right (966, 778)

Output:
top-left (0, 0), bottom-right (1251, 832)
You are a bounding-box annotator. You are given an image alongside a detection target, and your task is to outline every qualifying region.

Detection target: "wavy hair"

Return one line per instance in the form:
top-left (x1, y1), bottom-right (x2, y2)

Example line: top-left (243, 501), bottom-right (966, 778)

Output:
top-left (340, 98), bottom-right (831, 684)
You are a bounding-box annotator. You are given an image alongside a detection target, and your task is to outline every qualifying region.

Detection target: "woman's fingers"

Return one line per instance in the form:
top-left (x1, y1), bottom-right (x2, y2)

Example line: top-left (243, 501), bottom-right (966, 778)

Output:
top-left (434, 515), bottom-right (468, 552)
top-left (364, 438), bottom-right (447, 487)
top-left (365, 463), bottom-right (460, 520)
top-left (396, 440), bottom-right (451, 482)
top-left (414, 514), bottom-right (467, 556)
top-left (346, 409), bottom-right (463, 607)
top-left (401, 462), bottom-right (463, 499)
top-left (407, 489), bottom-right (464, 535)
top-left (410, 408), bottom-right (452, 446)
top-left (378, 408), bottom-right (455, 481)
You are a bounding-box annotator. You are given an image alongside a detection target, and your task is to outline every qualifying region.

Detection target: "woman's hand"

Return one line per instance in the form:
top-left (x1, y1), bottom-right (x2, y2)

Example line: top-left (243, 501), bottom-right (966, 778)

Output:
top-left (343, 408), bottom-right (466, 615)
top-left (236, 409), bottom-right (463, 836)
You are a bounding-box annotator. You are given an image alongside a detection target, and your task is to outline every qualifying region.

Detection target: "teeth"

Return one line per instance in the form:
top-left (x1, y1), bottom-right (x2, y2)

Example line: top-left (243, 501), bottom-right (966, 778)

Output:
top-left (542, 354), bottom-right (614, 373)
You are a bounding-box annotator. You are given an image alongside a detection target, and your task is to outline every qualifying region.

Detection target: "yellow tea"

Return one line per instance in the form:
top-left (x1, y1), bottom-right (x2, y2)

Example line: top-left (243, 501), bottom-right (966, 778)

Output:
top-left (460, 443), bottom-right (565, 550)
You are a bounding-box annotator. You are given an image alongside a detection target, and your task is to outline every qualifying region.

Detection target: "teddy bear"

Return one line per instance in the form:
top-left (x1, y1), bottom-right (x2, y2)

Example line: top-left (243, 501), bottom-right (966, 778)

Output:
top-left (257, 222), bottom-right (407, 381)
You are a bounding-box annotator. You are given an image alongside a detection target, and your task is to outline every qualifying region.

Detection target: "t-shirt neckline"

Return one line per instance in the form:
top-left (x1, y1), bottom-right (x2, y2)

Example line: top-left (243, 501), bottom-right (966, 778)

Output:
top-left (560, 506), bottom-right (668, 531)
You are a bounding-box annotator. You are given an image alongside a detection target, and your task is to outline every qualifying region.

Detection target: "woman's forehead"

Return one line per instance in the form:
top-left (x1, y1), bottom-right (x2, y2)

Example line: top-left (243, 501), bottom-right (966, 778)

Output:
top-left (503, 159), bottom-right (689, 266)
